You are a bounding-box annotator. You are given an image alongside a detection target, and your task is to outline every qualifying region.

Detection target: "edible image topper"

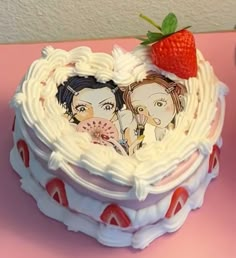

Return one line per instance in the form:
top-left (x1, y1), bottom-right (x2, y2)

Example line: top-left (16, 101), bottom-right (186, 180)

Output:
top-left (56, 74), bottom-right (186, 155)
top-left (56, 76), bottom-right (138, 155)
top-left (123, 74), bottom-right (187, 143)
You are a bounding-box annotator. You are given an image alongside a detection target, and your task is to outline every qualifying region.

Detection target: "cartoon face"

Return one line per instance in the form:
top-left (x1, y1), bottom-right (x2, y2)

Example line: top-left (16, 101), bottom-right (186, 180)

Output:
top-left (130, 83), bottom-right (176, 128)
top-left (71, 87), bottom-right (116, 122)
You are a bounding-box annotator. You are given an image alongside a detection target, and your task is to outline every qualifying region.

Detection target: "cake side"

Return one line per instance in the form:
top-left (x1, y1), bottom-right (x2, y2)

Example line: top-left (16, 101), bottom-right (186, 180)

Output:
top-left (10, 46), bottom-right (227, 249)
top-left (11, 113), bottom-right (222, 248)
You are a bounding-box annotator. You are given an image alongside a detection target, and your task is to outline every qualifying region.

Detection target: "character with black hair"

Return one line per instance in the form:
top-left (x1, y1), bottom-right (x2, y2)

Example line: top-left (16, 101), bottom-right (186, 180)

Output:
top-left (56, 75), bottom-right (140, 155)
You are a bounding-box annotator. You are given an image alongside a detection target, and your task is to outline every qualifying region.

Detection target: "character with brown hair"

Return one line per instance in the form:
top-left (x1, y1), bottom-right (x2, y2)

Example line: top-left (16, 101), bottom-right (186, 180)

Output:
top-left (123, 73), bottom-right (187, 145)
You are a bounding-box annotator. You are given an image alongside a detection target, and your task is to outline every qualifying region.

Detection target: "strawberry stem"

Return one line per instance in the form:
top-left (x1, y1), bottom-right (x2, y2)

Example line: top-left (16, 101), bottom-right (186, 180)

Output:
top-left (139, 14), bottom-right (162, 31)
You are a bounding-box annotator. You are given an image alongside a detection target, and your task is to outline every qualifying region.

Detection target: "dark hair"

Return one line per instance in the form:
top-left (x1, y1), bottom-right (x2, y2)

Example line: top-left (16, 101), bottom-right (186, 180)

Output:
top-left (56, 75), bottom-right (124, 122)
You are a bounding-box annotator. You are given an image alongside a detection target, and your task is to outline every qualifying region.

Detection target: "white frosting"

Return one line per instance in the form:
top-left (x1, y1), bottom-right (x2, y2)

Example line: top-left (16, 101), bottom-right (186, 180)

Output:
top-left (10, 45), bottom-right (227, 203)
top-left (112, 45), bottom-right (148, 87)
top-left (10, 136), bottom-right (219, 249)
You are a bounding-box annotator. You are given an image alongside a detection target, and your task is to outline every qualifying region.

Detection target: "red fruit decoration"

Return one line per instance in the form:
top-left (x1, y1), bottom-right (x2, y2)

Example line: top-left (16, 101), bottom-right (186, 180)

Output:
top-left (17, 139), bottom-right (30, 167)
top-left (165, 187), bottom-right (189, 219)
top-left (100, 204), bottom-right (131, 228)
top-left (46, 178), bottom-right (69, 207)
top-left (139, 13), bottom-right (197, 79)
top-left (208, 144), bottom-right (220, 173)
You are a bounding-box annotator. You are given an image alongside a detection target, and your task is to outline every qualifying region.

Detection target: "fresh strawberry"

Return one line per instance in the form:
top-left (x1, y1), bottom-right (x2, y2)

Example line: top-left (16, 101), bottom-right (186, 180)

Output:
top-left (46, 178), bottom-right (69, 207)
top-left (165, 187), bottom-right (189, 218)
top-left (208, 144), bottom-right (220, 173)
top-left (151, 29), bottom-right (197, 79)
top-left (100, 203), bottom-right (131, 228)
top-left (17, 139), bottom-right (30, 167)
top-left (139, 13), bottom-right (197, 79)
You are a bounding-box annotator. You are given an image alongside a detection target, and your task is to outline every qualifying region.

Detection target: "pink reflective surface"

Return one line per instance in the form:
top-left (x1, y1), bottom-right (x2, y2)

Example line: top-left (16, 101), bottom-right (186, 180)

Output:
top-left (0, 32), bottom-right (235, 258)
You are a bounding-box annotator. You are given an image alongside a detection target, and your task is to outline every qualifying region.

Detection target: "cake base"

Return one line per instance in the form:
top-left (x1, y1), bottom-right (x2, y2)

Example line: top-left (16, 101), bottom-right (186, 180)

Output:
top-left (10, 142), bottom-right (219, 249)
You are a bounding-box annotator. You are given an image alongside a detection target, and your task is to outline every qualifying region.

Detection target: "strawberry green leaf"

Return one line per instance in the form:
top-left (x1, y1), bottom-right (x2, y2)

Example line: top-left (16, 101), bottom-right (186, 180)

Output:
top-left (161, 13), bottom-right (178, 35)
top-left (182, 26), bottom-right (192, 30)
top-left (135, 36), bottom-right (148, 41)
top-left (140, 39), bottom-right (153, 45)
top-left (137, 31), bottom-right (164, 45)
top-left (140, 35), bottom-right (164, 45)
top-left (147, 31), bottom-right (164, 41)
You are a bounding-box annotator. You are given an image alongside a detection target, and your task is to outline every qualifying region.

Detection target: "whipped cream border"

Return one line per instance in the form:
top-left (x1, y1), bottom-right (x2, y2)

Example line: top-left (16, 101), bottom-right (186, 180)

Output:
top-left (11, 45), bottom-right (228, 200)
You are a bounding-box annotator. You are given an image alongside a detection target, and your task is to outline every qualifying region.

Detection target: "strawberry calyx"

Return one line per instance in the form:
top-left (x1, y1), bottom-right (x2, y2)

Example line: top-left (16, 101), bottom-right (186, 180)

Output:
top-left (138, 13), bottom-right (191, 45)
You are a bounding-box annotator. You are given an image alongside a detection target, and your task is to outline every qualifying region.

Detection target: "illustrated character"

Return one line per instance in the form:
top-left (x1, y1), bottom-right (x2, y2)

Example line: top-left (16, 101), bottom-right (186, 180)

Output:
top-left (56, 75), bottom-right (140, 155)
top-left (123, 73), bottom-right (187, 145)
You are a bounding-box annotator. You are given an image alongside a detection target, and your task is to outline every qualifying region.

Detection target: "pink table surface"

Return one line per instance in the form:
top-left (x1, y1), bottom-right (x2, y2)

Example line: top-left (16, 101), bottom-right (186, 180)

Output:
top-left (0, 32), bottom-right (236, 258)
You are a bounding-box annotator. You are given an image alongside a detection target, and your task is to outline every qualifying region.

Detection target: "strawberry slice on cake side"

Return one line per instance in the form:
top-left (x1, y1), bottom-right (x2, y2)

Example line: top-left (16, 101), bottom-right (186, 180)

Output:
top-left (100, 204), bottom-right (131, 228)
top-left (46, 178), bottom-right (69, 207)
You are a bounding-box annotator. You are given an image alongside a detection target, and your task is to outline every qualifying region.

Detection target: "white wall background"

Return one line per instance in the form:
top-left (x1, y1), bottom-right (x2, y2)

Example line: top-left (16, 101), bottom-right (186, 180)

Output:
top-left (0, 0), bottom-right (235, 43)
